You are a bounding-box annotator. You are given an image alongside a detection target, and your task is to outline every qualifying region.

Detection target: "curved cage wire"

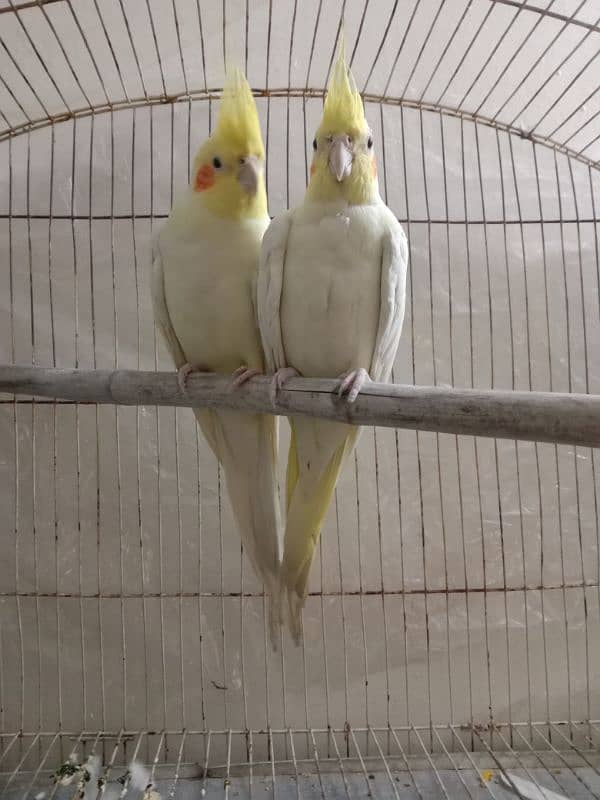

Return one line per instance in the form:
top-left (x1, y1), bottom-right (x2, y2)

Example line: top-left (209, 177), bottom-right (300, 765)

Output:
top-left (0, 0), bottom-right (599, 796)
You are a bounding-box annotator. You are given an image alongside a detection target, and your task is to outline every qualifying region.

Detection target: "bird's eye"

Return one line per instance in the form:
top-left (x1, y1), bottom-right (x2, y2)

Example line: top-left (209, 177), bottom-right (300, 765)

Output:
top-left (312, 138), bottom-right (317, 150)
top-left (367, 136), bottom-right (373, 149)
top-left (212, 157), bottom-right (223, 169)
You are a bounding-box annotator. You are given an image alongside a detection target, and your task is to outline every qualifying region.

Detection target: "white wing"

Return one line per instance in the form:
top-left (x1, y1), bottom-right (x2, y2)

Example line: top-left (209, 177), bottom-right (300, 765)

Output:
top-left (370, 220), bottom-right (409, 383)
top-left (151, 238), bottom-right (187, 370)
top-left (257, 211), bottom-right (293, 373)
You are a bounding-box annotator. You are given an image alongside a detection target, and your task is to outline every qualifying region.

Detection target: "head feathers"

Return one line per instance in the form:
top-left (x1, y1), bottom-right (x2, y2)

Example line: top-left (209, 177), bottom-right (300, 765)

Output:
top-left (186, 67), bottom-right (267, 219)
top-left (215, 68), bottom-right (264, 157)
top-left (319, 34), bottom-right (366, 136)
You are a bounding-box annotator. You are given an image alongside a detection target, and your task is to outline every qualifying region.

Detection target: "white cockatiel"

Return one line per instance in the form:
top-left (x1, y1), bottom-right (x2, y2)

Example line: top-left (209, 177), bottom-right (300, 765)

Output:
top-left (152, 70), bottom-right (281, 636)
top-left (258, 41), bottom-right (409, 641)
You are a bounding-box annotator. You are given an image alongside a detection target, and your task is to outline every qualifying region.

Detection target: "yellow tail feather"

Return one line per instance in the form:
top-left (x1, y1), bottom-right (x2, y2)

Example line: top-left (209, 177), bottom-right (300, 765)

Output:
top-left (281, 419), bottom-right (358, 642)
top-left (286, 425), bottom-right (300, 511)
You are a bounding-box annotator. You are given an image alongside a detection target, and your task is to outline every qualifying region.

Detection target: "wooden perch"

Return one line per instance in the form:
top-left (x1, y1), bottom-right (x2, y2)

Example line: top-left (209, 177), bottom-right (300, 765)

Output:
top-left (1, 364), bottom-right (599, 448)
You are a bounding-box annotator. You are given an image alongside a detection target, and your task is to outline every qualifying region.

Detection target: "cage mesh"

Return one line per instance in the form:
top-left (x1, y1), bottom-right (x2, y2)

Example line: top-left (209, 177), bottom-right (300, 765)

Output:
top-left (0, 0), bottom-right (599, 796)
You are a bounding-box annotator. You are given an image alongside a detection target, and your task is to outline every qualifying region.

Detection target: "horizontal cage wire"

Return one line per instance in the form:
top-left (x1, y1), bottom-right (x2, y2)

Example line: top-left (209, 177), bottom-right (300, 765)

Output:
top-left (0, 0), bottom-right (599, 797)
top-left (4, 725), bottom-right (600, 798)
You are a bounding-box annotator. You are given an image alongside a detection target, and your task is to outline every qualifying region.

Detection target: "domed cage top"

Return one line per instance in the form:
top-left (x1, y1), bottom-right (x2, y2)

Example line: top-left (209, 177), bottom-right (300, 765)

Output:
top-left (0, 0), bottom-right (599, 797)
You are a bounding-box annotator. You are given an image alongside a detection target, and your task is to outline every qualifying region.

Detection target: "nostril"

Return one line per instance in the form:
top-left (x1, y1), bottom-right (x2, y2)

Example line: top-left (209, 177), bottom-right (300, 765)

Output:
top-left (239, 157), bottom-right (246, 164)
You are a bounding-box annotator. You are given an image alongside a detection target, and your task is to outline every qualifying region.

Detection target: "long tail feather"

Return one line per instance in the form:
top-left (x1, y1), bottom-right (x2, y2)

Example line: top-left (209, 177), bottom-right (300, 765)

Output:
top-left (194, 407), bottom-right (282, 647)
top-left (281, 417), bottom-right (359, 643)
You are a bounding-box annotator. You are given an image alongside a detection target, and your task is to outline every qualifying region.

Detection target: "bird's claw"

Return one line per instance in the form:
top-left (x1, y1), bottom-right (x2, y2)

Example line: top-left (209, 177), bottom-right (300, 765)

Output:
top-left (270, 367), bottom-right (300, 404)
top-left (231, 365), bottom-right (262, 389)
top-left (177, 363), bottom-right (195, 392)
top-left (336, 368), bottom-right (370, 403)
top-left (177, 363), bottom-right (213, 392)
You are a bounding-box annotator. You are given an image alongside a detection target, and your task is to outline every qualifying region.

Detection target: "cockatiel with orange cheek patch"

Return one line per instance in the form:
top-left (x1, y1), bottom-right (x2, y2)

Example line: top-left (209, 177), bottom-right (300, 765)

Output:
top-left (152, 69), bottom-right (281, 641)
top-left (258, 39), bottom-right (408, 642)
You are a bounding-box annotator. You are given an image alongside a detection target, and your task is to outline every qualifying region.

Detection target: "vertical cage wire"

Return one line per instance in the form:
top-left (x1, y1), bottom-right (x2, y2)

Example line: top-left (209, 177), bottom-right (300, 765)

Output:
top-left (3, 726), bottom-right (600, 798)
top-left (0, 0), bottom-right (598, 777)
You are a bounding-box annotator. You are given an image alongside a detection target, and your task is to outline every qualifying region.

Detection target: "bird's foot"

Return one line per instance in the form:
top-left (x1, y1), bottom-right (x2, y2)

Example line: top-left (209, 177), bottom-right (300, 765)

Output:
top-left (177, 363), bottom-right (213, 392)
top-left (231, 365), bottom-right (262, 389)
top-left (269, 366), bottom-right (300, 404)
top-left (336, 367), bottom-right (370, 403)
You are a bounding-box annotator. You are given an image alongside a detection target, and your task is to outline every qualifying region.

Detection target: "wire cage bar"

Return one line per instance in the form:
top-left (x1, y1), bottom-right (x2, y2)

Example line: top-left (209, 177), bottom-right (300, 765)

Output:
top-left (3, 724), bottom-right (600, 799)
top-left (0, 0), bottom-right (599, 796)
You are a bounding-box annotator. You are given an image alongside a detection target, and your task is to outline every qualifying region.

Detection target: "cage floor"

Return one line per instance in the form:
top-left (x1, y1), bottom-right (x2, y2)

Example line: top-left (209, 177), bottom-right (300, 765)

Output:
top-left (3, 723), bottom-right (600, 800)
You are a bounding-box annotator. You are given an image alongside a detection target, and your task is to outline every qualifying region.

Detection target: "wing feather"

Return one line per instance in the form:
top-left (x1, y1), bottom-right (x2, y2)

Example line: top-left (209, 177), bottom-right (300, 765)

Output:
top-left (257, 211), bottom-right (293, 373)
top-left (151, 239), bottom-right (187, 369)
top-left (370, 221), bottom-right (409, 383)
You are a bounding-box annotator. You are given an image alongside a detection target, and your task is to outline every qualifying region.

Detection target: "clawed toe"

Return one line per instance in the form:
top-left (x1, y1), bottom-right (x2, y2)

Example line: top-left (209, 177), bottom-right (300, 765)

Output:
top-left (177, 363), bottom-right (194, 392)
top-left (269, 367), bottom-right (300, 403)
top-left (177, 363), bottom-right (214, 392)
top-left (336, 368), bottom-right (370, 403)
top-left (337, 372), bottom-right (355, 396)
top-left (231, 366), bottom-right (262, 388)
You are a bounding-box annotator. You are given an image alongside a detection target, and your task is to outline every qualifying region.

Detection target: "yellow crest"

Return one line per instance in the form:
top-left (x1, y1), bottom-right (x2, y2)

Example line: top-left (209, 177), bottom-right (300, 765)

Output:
top-left (319, 34), bottom-right (366, 136)
top-left (215, 68), bottom-right (264, 157)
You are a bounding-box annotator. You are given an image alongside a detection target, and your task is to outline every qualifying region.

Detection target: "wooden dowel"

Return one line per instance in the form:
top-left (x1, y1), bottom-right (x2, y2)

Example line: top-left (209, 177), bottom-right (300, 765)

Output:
top-left (1, 364), bottom-right (599, 448)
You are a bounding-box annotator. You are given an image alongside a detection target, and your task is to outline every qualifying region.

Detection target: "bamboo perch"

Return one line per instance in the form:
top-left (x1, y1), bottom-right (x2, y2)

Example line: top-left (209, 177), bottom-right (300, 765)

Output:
top-left (1, 364), bottom-right (599, 448)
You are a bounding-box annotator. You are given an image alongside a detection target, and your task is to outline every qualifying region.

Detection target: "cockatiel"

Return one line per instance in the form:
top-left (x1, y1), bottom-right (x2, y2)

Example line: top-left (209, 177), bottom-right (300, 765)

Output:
top-left (152, 70), bottom-right (281, 637)
top-left (258, 40), bottom-right (408, 642)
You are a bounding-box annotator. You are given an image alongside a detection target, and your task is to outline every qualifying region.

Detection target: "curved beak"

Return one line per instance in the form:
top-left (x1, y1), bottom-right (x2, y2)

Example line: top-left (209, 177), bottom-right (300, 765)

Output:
top-left (237, 155), bottom-right (261, 195)
top-left (329, 136), bottom-right (353, 182)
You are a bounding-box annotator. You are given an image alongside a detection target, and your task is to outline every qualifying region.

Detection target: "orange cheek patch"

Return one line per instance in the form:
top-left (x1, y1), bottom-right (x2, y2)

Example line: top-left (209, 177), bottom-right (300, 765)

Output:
top-left (371, 158), bottom-right (377, 177)
top-left (310, 162), bottom-right (316, 176)
top-left (194, 164), bottom-right (215, 191)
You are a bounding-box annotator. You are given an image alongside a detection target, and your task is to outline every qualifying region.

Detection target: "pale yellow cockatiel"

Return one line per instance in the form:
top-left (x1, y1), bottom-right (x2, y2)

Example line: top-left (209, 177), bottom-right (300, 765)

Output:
top-left (152, 70), bottom-right (281, 638)
top-left (258, 40), bottom-right (409, 642)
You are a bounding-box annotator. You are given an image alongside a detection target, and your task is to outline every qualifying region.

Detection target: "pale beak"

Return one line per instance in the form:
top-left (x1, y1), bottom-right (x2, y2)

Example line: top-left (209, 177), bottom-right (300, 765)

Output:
top-left (329, 136), bottom-right (353, 182)
top-left (237, 155), bottom-right (261, 195)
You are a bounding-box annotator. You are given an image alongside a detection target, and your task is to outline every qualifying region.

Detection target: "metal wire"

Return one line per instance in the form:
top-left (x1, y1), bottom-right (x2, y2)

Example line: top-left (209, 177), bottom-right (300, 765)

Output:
top-left (0, 0), bottom-right (599, 793)
top-left (1, 724), bottom-right (600, 792)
